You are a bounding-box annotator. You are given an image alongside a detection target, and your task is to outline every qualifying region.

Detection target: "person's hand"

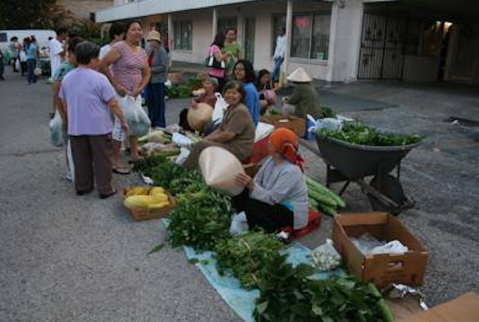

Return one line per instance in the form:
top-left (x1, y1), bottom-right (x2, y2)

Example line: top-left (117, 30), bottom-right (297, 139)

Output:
top-left (132, 88), bottom-right (142, 98)
top-left (282, 96), bottom-right (289, 103)
top-left (116, 85), bottom-right (128, 97)
top-left (235, 173), bottom-right (254, 190)
top-left (191, 100), bottom-right (198, 109)
top-left (121, 121), bottom-right (129, 134)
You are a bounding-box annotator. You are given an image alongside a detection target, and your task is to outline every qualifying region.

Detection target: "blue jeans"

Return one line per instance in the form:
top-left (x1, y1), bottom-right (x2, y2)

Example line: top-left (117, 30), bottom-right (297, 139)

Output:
top-left (27, 59), bottom-right (37, 83)
top-left (147, 82), bottom-right (166, 128)
top-left (271, 56), bottom-right (284, 82)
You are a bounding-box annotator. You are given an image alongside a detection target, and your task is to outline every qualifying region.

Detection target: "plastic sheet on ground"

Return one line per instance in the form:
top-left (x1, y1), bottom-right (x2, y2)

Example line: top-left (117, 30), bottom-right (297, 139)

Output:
top-left (162, 219), bottom-right (344, 322)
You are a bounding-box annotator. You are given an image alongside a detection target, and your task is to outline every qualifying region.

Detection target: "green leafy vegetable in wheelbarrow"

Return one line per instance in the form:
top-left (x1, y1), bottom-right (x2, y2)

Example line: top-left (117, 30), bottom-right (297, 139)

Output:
top-left (318, 122), bottom-right (422, 147)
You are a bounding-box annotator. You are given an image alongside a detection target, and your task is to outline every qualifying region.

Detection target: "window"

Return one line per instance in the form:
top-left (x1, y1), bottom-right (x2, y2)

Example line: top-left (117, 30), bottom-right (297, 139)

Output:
top-left (292, 13), bottom-right (330, 60)
top-left (174, 21), bottom-right (192, 50)
top-left (271, 15), bottom-right (286, 55)
top-left (218, 17), bottom-right (237, 35)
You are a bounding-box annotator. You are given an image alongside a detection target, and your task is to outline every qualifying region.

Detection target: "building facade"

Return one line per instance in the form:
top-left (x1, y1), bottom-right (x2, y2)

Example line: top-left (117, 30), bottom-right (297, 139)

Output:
top-left (59, 0), bottom-right (113, 21)
top-left (96, 0), bottom-right (479, 85)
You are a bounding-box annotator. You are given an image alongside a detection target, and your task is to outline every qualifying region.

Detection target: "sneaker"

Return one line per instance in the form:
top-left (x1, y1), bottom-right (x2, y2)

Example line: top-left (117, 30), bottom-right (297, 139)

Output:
top-left (66, 172), bottom-right (73, 182)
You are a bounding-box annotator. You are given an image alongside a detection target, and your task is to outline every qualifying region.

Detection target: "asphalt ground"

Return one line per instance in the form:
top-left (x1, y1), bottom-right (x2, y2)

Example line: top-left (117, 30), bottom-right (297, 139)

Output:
top-left (1, 68), bottom-right (478, 321)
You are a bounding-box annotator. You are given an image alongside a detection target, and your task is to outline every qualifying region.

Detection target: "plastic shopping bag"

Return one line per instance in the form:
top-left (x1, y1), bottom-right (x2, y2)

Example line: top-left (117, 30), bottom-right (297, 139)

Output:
top-left (211, 93), bottom-right (228, 124)
top-left (15, 59), bottom-right (20, 71)
top-left (311, 239), bottom-right (342, 271)
top-left (49, 112), bottom-right (65, 147)
top-left (119, 96), bottom-right (151, 137)
top-left (230, 211), bottom-right (249, 236)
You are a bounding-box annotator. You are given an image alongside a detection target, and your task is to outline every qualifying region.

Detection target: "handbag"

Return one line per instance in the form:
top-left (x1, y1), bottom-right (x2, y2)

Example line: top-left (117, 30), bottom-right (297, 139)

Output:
top-left (205, 46), bottom-right (225, 69)
top-left (34, 66), bottom-right (42, 76)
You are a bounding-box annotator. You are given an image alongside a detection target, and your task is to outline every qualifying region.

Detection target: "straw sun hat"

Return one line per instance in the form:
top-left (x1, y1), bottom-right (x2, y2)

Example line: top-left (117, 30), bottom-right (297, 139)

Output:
top-left (287, 67), bottom-right (313, 83)
top-left (146, 30), bottom-right (162, 43)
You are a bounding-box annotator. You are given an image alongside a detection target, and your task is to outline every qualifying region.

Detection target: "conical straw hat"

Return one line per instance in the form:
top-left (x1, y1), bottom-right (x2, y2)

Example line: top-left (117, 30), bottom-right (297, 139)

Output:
top-left (287, 67), bottom-right (313, 83)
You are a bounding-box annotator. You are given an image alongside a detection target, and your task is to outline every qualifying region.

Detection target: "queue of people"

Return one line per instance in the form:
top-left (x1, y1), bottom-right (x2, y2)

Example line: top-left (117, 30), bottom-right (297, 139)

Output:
top-left (47, 21), bottom-right (317, 234)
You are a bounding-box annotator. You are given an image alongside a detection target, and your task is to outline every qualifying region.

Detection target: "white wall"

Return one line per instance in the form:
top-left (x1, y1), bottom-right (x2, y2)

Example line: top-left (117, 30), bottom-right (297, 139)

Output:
top-left (171, 10), bottom-right (213, 64)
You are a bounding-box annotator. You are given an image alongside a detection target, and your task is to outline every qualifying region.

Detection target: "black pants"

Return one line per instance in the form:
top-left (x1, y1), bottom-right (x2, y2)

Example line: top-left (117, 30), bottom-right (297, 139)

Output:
top-left (233, 189), bottom-right (294, 233)
top-left (179, 108), bottom-right (193, 131)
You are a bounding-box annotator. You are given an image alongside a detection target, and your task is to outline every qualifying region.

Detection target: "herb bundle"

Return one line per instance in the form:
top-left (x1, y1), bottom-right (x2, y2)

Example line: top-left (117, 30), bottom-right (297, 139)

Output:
top-left (215, 231), bottom-right (286, 290)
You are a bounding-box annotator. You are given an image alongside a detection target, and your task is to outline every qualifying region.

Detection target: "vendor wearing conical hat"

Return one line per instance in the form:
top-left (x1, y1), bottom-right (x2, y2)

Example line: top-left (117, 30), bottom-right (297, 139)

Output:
top-left (283, 67), bottom-right (323, 119)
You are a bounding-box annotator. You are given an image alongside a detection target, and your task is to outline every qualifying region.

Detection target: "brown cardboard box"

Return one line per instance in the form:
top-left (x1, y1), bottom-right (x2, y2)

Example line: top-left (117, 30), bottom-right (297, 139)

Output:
top-left (260, 115), bottom-right (306, 137)
top-left (399, 292), bottom-right (479, 322)
top-left (332, 212), bottom-right (429, 288)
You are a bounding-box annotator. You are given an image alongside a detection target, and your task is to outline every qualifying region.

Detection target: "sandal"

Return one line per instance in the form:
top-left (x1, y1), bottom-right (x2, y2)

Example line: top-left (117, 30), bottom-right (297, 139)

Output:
top-left (100, 189), bottom-right (117, 199)
top-left (113, 166), bottom-right (130, 175)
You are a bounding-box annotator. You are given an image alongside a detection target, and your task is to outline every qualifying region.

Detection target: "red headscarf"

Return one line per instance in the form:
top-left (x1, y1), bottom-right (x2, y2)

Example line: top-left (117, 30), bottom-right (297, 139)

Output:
top-left (270, 128), bottom-right (305, 172)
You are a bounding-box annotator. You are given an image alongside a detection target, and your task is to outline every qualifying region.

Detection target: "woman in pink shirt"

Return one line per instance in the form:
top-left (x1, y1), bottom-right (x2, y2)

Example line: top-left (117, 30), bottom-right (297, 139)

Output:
top-left (101, 20), bottom-right (151, 172)
top-left (207, 33), bottom-right (227, 93)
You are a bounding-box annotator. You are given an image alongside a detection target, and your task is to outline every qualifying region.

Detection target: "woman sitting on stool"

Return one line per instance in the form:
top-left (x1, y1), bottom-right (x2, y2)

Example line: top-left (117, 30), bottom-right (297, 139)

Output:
top-left (234, 128), bottom-right (308, 233)
top-left (183, 80), bottom-right (255, 169)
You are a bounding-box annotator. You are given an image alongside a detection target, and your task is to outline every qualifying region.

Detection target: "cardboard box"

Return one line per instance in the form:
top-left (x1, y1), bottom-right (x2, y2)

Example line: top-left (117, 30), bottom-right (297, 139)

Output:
top-left (260, 115), bottom-right (306, 137)
top-left (399, 292), bottom-right (479, 322)
top-left (332, 212), bottom-right (428, 288)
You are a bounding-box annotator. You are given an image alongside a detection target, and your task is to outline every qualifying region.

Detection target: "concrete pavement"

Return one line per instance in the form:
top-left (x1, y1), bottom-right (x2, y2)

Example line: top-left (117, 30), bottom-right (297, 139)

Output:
top-left (1, 67), bottom-right (478, 321)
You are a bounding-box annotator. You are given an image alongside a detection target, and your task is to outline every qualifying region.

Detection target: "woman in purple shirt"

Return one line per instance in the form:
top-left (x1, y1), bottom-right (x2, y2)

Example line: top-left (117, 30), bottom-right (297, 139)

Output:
top-left (59, 41), bottom-right (129, 199)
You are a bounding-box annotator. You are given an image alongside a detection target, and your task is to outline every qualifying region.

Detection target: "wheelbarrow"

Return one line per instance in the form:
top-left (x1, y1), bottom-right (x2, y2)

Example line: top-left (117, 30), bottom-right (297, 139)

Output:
top-left (306, 136), bottom-right (421, 215)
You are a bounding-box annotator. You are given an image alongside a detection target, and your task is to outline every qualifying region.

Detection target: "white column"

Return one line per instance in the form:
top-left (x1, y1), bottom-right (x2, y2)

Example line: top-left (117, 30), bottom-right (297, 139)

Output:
top-left (282, 0), bottom-right (293, 85)
top-left (237, 9), bottom-right (244, 48)
top-left (168, 14), bottom-right (173, 51)
top-left (326, 3), bottom-right (339, 82)
top-left (212, 8), bottom-right (218, 38)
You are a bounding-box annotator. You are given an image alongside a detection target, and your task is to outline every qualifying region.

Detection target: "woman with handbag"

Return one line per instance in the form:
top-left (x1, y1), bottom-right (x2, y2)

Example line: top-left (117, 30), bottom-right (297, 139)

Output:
top-left (100, 20), bottom-right (151, 173)
top-left (206, 33), bottom-right (227, 93)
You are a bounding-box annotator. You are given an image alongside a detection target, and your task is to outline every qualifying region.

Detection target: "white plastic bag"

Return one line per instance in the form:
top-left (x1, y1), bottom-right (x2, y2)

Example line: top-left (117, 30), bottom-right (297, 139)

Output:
top-left (172, 132), bottom-right (194, 148)
top-left (119, 96), bottom-right (151, 137)
top-left (230, 211), bottom-right (249, 236)
top-left (254, 122), bottom-right (275, 142)
top-left (49, 112), bottom-right (65, 147)
top-left (15, 59), bottom-right (20, 71)
top-left (198, 146), bottom-right (245, 196)
top-left (311, 239), bottom-right (342, 271)
top-left (370, 240), bottom-right (409, 255)
top-left (211, 93), bottom-right (228, 124)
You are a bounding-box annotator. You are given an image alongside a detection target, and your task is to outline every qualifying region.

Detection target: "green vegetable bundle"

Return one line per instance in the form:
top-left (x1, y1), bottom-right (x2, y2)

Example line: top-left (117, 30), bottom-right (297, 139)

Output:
top-left (306, 176), bottom-right (345, 216)
top-left (167, 189), bottom-right (233, 251)
top-left (318, 122), bottom-right (421, 147)
top-left (254, 253), bottom-right (391, 322)
top-left (215, 231), bottom-right (286, 290)
top-left (131, 155), bottom-right (168, 178)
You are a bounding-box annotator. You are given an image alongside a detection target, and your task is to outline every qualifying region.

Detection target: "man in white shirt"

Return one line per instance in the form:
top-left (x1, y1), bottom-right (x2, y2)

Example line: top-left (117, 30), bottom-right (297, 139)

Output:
top-left (272, 27), bottom-right (286, 83)
top-left (49, 27), bottom-right (68, 80)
